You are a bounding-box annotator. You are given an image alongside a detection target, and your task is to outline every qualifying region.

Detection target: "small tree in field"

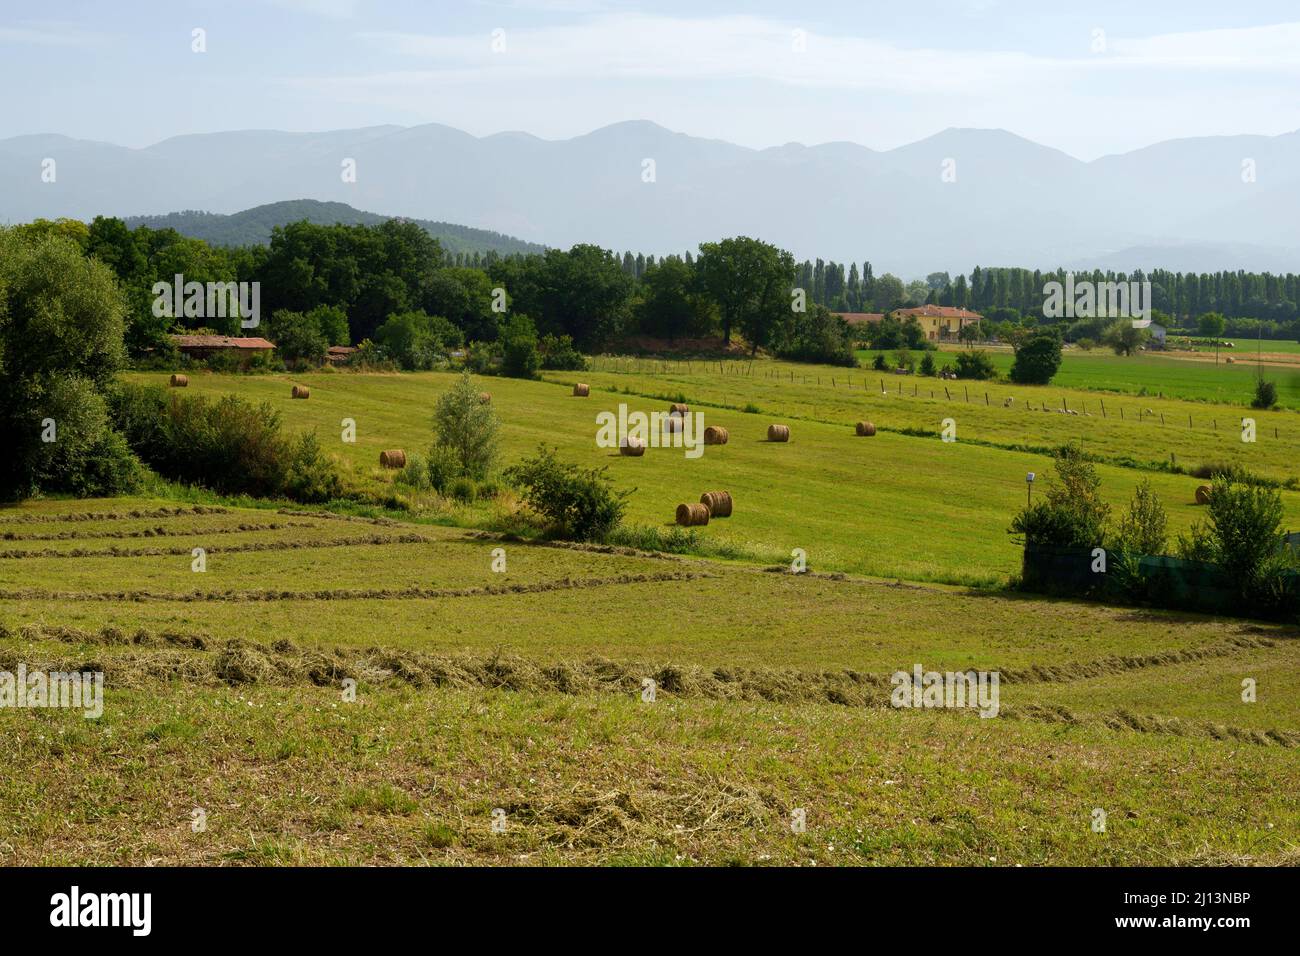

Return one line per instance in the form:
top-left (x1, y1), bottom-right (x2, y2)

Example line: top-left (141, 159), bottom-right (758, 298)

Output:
top-left (432, 372), bottom-right (499, 479)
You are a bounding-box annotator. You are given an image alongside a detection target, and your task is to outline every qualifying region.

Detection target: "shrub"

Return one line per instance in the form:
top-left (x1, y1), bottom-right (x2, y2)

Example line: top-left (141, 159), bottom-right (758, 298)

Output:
top-left (448, 476), bottom-right (477, 502)
top-left (775, 305), bottom-right (856, 366)
top-left (1180, 475), bottom-right (1292, 607)
top-left (539, 333), bottom-right (588, 371)
top-left (1252, 379), bottom-right (1278, 409)
top-left (395, 451), bottom-right (431, 491)
top-left (954, 350), bottom-right (997, 380)
top-left (283, 432), bottom-right (344, 503)
top-left (1009, 446), bottom-right (1109, 548)
top-left (1009, 332), bottom-right (1062, 384)
top-left (1112, 479), bottom-right (1167, 555)
top-left (919, 353), bottom-right (936, 377)
top-left (872, 353), bottom-right (888, 371)
top-left (432, 372), bottom-right (499, 479)
top-left (505, 444), bottom-right (629, 542)
top-left (267, 308), bottom-right (329, 367)
top-left (426, 446), bottom-right (461, 494)
top-left (375, 311), bottom-right (462, 370)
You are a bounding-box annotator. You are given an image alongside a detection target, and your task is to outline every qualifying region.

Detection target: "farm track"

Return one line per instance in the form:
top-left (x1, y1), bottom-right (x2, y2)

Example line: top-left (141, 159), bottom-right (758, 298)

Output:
top-left (5, 624), bottom-right (1295, 748)
top-left (0, 569), bottom-right (716, 602)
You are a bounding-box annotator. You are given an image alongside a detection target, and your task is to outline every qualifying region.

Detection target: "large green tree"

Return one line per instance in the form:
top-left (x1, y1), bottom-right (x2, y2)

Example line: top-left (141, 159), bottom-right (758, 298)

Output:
top-left (695, 237), bottom-right (796, 349)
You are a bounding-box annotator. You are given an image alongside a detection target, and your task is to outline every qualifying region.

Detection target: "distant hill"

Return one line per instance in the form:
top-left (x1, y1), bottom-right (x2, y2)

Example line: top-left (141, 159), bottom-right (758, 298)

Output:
top-left (122, 199), bottom-right (547, 256)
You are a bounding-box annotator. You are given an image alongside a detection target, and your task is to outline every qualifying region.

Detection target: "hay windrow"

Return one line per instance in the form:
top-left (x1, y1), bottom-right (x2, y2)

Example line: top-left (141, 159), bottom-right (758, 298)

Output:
top-left (0, 569), bottom-right (716, 602)
top-left (0, 532), bottom-right (431, 560)
top-left (1, 520), bottom-right (316, 542)
top-left (0, 505), bottom-right (229, 526)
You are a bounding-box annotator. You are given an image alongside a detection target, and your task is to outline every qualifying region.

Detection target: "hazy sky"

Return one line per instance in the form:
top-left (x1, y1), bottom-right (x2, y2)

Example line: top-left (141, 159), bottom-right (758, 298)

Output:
top-left (4, 1), bottom-right (1300, 159)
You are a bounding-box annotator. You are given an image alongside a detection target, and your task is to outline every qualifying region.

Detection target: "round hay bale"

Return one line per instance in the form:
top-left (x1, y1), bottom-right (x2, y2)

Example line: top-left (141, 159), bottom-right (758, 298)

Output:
top-left (573, 383), bottom-right (590, 397)
top-left (703, 425), bottom-right (729, 445)
top-left (619, 436), bottom-right (646, 457)
top-left (855, 421), bottom-right (876, 436)
top-left (169, 373), bottom-right (188, 387)
top-left (700, 490), bottom-right (733, 518)
top-left (1225, 356), bottom-right (1235, 364)
top-left (1195, 484), bottom-right (1212, 505)
top-left (676, 502), bottom-right (710, 526)
top-left (291, 384), bottom-right (311, 399)
top-left (663, 414), bottom-right (684, 433)
top-left (379, 449), bottom-right (407, 469)
top-left (670, 403), bottom-right (689, 415)
top-left (479, 392), bottom-right (492, 404)
top-left (767, 423), bottom-right (790, 442)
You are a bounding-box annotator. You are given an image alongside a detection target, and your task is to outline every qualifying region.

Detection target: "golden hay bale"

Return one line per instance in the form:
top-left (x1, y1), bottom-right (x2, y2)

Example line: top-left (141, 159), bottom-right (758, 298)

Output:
top-left (670, 402), bottom-right (689, 415)
top-left (169, 374), bottom-right (188, 387)
top-left (619, 436), bottom-right (646, 457)
top-left (855, 421), bottom-right (876, 436)
top-left (767, 423), bottom-right (790, 442)
top-left (663, 414), bottom-right (684, 433)
top-left (1225, 356), bottom-right (1235, 364)
top-left (703, 425), bottom-right (729, 445)
top-left (1195, 484), bottom-right (1212, 505)
top-left (700, 490), bottom-right (732, 518)
top-left (291, 385), bottom-right (311, 399)
top-left (478, 392), bottom-right (492, 404)
top-left (379, 449), bottom-right (407, 469)
top-left (573, 383), bottom-right (590, 397)
top-left (676, 502), bottom-right (710, 526)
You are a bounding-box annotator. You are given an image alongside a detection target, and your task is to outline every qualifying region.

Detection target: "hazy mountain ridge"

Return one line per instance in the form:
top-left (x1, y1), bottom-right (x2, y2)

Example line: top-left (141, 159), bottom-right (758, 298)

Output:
top-left (121, 199), bottom-right (547, 255)
top-left (3, 120), bottom-right (1298, 274)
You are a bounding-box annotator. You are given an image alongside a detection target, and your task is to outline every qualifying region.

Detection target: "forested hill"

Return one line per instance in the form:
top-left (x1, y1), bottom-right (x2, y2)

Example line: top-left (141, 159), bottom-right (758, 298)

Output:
top-left (123, 199), bottom-right (547, 256)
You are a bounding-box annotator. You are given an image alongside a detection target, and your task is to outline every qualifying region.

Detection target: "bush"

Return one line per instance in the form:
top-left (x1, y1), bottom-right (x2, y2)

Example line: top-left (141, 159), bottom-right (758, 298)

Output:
top-left (110, 385), bottom-right (343, 502)
top-left (267, 308), bottom-right (329, 367)
top-left (448, 476), bottom-right (477, 502)
top-left (1180, 475), bottom-right (1293, 607)
top-left (1112, 479), bottom-right (1167, 555)
top-left (919, 352), bottom-right (936, 376)
top-left (539, 333), bottom-right (588, 371)
top-left (1009, 446), bottom-right (1109, 548)
top-left (775, 305), bottom-right (856, 366)
top-left (395, 451), bottom-right (431, 491)
top-left (872, 353), bottom-right (888, 371)
top-left (426, 446), bottom-right (461, 494)
top-left (284, 432), bottom-right (344, 503)
top-left (1009, 332), bottom-right (1062, 384)
top-left (375, 311), bottom-right (462, 370)
top-left (1252, 379), bottom-right (1278, 409)
top-left (505, 444), bottom-right (629, 541)
top-left (432, 372), bottom-right (499, 479)
top-left (954, 350), bottom-right (997, 380)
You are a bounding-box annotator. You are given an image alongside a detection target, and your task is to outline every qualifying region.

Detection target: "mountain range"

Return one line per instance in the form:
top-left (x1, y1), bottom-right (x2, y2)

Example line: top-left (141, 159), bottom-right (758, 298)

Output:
top-left (3, 121), bottom-right (1298, 276)
top-left (121, 200), bottom-right (546, 256)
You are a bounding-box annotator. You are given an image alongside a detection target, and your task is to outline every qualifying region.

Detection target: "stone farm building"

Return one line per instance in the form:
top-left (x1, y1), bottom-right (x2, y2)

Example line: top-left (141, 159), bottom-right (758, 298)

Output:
top-left (170, 334), bottom-right (276, 367)
top-left (835, 306), bottom-right (982, 342)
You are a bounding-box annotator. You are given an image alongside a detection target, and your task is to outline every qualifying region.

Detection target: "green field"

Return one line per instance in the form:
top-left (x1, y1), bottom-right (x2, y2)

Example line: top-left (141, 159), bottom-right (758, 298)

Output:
top-left (3, 359), bottom-right (1298, 866)
top-left (857, 344), bottom-right (1300, 409)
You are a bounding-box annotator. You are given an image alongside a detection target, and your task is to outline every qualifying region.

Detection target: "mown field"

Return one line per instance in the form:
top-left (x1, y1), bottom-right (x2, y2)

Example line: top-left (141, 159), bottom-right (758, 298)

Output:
top-left (1, 499), bottom-right (1297, 865)
top-left (120, 367), bottom-right (1300, 587)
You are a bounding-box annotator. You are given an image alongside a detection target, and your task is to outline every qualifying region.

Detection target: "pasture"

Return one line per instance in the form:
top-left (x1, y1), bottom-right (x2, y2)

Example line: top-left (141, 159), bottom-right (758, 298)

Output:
top-left (2, 359), bottom-right (1298, 866)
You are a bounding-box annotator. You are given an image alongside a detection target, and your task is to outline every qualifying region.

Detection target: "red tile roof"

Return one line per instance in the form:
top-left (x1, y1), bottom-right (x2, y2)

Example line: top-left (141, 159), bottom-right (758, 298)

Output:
top-left (834, 312), bottom-right (885, 326)
top-left (893, 305), bottom-right (982, 320)
top-left (171, 335), bottom-right (275, 350)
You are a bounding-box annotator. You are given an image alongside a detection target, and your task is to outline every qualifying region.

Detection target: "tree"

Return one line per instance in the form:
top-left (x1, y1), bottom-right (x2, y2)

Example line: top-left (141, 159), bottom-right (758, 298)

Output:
top-left (267, 309), bottom-right (329, 366)
top-left (432, 372), bottom-right (500, 479)
top-left (1197, 311), bottom-right (1227, 339)
top-left (871, 274), bottom-right (905, 312)
top-left (1009, 331), bottom-right (1063, 384)
top-left (636, 257), bottom-right (714, 340)
top-left (534, 245), bottom-right (634, 350)
top-left (1102, 320), bottom-right (1149, 356)
top-left (374, 311), bottom-right (462, 370)
top-left (499, 313), bottom-right (541, 379)
top-left (695, 237), bottom-right (796, 349)
top-left (0, 228), bottom-right (139, 499)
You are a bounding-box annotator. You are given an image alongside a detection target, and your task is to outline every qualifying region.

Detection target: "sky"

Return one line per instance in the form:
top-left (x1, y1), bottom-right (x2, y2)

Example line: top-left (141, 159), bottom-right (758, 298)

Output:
top-left (3, 0), bottom-right (1300, 159)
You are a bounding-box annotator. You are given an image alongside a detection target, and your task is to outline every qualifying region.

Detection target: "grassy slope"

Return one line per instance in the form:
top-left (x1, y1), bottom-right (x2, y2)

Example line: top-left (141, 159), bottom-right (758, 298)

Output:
top-left (124, 368), bottom-right (1300, 587)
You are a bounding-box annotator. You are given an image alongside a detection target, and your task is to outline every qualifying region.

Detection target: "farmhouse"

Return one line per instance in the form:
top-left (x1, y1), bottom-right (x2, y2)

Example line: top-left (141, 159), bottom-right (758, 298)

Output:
top-left (327, 345), bottom-right (358, 366)
top-left (170, 334), bottom-right (275, 367)
top-left (892, 305), bottom-right (982, 342)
